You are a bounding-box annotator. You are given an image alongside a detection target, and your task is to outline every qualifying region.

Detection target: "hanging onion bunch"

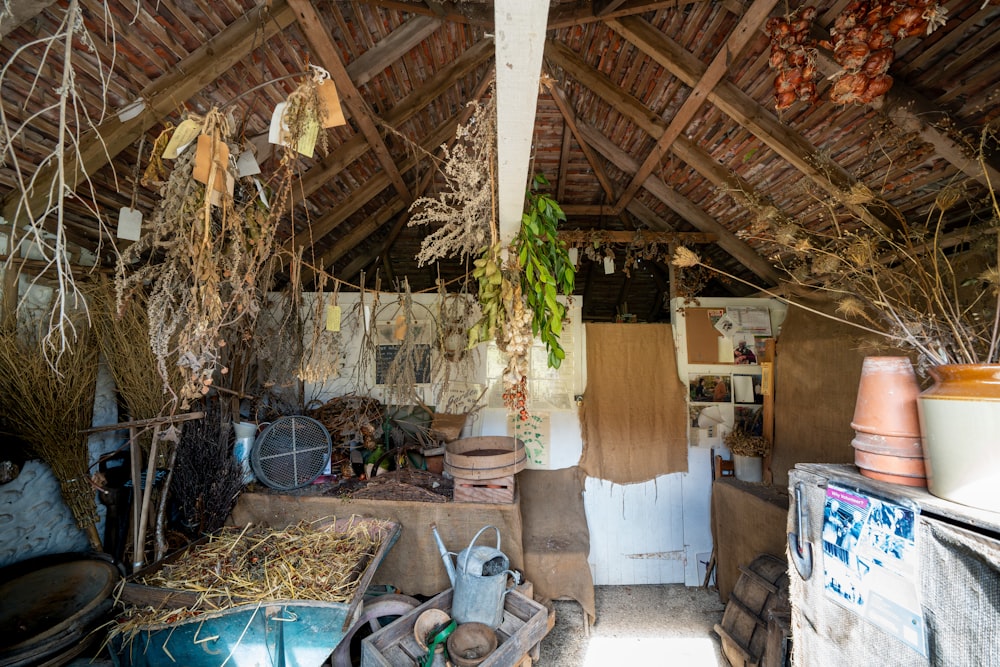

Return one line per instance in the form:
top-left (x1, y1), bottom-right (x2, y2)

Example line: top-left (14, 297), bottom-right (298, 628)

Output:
top-left (765, 6), bottom-right (820, 110)
top-left (825, 0), bottom-right (947, 105)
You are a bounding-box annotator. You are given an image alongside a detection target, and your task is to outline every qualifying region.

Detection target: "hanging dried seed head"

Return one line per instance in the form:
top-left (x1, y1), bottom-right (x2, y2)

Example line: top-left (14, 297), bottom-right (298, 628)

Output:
top-left (671, 246), bottom-right (701, 268)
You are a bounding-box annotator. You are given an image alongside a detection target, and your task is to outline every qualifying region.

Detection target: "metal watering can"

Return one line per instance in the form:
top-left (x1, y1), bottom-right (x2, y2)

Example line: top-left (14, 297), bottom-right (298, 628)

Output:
top-left (431, 523), bottom-right (519, 628)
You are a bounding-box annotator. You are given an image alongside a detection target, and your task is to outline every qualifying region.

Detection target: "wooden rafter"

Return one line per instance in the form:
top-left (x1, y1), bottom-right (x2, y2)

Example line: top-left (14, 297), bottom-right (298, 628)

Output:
top-left (544, 40), bottom-right (781, 283)
top-left (288, 0), bottom-right (412, 202)
top-left (0, 0), bottom-right (296, 228)
top-left (558, 230), bottom-right (717, 244)
top-left (606, 15), bottom-right (897, 235)
top-left (577, 121), bottom-right (783, 285)
top-left (611, 0), bottom-right (780, 215)
top-left (337, 69), bottom-right (497, 281)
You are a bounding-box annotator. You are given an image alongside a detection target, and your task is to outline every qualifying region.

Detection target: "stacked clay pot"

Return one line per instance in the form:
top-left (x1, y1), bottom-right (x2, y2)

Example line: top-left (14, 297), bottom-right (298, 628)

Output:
top-left (850, 356), bottom-right (927, 487)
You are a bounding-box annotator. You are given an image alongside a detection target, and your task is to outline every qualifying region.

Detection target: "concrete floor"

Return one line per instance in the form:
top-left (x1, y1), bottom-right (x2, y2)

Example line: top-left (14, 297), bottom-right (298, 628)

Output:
top-left (539, 585), bottom-right (727, 666)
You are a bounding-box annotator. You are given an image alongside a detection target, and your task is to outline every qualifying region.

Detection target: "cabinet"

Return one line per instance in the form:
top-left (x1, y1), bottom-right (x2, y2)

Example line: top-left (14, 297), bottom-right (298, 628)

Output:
top-left (788, 463), bottom-right (1000, 666)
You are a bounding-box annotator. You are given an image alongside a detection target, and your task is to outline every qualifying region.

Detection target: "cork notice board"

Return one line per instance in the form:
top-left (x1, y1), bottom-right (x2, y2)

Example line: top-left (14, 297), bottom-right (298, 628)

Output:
top-left (685, 307), bottom-right (724, 364)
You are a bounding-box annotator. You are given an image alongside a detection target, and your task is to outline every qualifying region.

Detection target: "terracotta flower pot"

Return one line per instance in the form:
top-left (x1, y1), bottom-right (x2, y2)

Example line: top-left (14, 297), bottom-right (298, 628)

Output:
top-left (918, 364), bottom-right (1000, 512)
top-left (850, 356), bottom-right (926, 486)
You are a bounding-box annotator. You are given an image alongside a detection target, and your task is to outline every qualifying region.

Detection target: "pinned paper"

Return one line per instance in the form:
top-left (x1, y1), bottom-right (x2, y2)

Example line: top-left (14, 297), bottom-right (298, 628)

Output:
top-left (162, 118), bottom-right (201, 159)
top-left (317, 79), bottom-right (347, 128)
top-left (325, 305), bottom-right (342, 332)
top-left (117, 207), bottom-right (142, 240)
top-left (393, 314), bottom-right (407, 341)
top-left (193, 134), bottom-right (230, 193)
top-left (236, 149), bottom-right (261, 177)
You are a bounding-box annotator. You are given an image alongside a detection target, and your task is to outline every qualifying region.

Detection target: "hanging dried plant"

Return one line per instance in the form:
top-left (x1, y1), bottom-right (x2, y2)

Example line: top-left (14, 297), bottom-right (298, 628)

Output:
top-left (116, 109), bottom-right (280, 408)
top-left (408, 85), bottom-right (498, 265)
top-left (297, 275), bottom-right (345, 384)
top-left (380, 280), bottom-right (432, 408)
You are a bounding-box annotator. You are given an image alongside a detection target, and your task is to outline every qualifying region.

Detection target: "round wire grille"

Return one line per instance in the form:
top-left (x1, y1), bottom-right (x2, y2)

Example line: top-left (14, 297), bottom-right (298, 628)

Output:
top-left (250, 416), bottom-right (331, 490)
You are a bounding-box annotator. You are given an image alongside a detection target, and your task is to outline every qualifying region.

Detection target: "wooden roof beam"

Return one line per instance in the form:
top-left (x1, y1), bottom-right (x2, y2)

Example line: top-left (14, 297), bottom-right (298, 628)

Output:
top-left (611, 0), bottom-right (780, 215)
top-left (577, 121), bottom-right (783, 285)
top-left (1, 0), bottom-right (296, 229)
top-left (336, 68), bottom-right (496, 281)
top-left (289, 0), bottom-right (412, 202)
top-left (294, 36), bottom-right (494, 202)
top-left (607, 15), bottom-right (896, 235)
top-left (558, 230), bottom-right (717, 244)
top-left (543, 39), bottom-right (789, 225)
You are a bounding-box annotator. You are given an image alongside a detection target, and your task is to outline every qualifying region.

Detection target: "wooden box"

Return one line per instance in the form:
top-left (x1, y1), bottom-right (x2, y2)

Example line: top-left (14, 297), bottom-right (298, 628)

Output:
top-left (453, 474), bottom-right (515, 504)
top-left (362, 588), bottom-right (547, 667)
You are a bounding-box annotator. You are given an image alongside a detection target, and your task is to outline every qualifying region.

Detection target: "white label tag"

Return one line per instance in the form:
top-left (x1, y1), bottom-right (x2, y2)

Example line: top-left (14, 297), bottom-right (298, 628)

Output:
top-left (117, 207), bottom-right (142, 240)
top-left (236, 149), bottom-right (261, 177)
top-left (603, 256), bottom-right (615, 274)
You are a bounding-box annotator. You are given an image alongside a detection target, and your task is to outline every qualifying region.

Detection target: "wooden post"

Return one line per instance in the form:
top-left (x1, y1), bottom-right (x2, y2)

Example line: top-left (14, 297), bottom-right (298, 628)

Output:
top-left (128, 426), bottom-right (143, 569)
top-left (762, 338), bottom-right (776, 485)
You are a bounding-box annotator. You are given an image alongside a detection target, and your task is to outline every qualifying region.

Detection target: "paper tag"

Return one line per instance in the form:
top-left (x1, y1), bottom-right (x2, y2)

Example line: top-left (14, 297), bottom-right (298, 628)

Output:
top-left (268, 102), bottom-right (319, 157)
top-left (253, 177), bottom-right (269, 209)
top-left (117, 99), bottom-right (145, 123)
top-left (193, 134), bottom-right (230, 193)
top-left (117, 207), bottom-right (142, 240)
top-left (363, 305), bottom-right (371, 333)
top-left (268, 102), bottom-right (287, 146)
top-left (603, 256), bottom-right (615, 274)
top-left (236, 149), bottom-right (261, 177)
top-left (162, 118), bottom-right (201, 159)
top-left (325, 305), bottom-right (342, 332)
top-left (317, 79), bottom-right (347, 128)
top-left (208, 171), bottom-right (235, 207)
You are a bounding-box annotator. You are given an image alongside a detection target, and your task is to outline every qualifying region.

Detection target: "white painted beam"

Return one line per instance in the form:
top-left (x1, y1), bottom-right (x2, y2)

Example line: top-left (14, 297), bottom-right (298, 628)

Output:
top-left (494, 0), bottom-right (551, 244)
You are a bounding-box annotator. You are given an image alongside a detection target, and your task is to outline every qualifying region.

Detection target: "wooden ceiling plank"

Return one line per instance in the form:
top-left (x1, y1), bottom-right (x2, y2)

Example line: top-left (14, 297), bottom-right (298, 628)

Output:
top-left (546, 37), bottom-right (796, 238)
top-left (380, 38), bottom-right (494, 123)
top-left (347, 14), bottom-right (443, 87)
top-left (1, 0), bottom-right (296, 228)
top-left (542, 76), bottom-right (620, 203)
top-left (611, 0), bottom-right (780, 214)
top-left (608, 15), bottom-right (895, 235)
top-left (286, 107), bottom-right (460, 252)
top-left (578, 121), bottom-right (783, 285)
top-left (288, 0), bottom-right (412, 202)
top-left (593, 0), bottom-right (632, 18)
top-left (558, 230), bottom-right (717, 244)
top-left (809, 48), bottom-right (1000, 190)
top-left (336, 67), bottom-right (496, 280)
top-left (548, 1), bottom-right (729, 30)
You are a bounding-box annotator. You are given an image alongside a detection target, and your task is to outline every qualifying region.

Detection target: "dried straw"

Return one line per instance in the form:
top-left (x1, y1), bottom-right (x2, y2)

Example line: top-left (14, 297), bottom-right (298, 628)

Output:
top-left (109, 518), bottom-right (388, 642)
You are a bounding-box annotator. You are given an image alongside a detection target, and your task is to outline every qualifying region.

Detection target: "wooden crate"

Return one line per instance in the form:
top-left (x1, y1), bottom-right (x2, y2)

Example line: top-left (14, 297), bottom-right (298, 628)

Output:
top-left (362, 588), bottom-right (548, 667)
top-left (453, 474), bottom-right (515, 504)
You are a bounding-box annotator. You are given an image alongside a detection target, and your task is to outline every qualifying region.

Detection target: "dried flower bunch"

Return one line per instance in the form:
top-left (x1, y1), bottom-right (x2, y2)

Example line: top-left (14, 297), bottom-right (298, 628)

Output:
top-left (116, 108), bottom-right (282, 408)
top-left (409, 90), bottom-right (498, 266)
top-left (724, 426), bottom-right (770, 457)
top-left (673, 126), bottom-right (1000, 374)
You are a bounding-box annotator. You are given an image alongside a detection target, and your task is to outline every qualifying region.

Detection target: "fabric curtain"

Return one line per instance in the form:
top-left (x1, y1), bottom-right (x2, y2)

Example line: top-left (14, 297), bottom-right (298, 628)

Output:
top-left (579, 323), bottom-right (688, 482)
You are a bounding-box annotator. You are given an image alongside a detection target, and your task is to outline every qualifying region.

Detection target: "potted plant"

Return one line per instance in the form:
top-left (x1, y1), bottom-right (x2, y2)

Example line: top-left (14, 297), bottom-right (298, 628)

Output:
top-left (723, 426), bottom-right (770, 483)
top-left (672, 129), bottom-right (1000, 510)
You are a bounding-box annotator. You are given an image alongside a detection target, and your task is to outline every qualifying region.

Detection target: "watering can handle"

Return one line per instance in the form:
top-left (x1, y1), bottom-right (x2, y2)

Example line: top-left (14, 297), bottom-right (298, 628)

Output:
top-left (460, 525), bottom-right (502, 572)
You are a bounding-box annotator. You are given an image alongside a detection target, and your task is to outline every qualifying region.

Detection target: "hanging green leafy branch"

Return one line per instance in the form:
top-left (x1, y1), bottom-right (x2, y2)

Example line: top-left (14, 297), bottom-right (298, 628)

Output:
top-left (515, 174), bottom-right (575, 369)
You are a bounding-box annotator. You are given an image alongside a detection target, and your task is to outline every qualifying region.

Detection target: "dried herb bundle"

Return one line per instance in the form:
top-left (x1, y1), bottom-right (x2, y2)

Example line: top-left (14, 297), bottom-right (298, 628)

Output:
top-left (409, 87), bottom-right (497, 265)
top-left (0, 320), bottom-right (101, 548)
top-left (724, 426), bottom-right (770, 457)
top-left (116, 109), bottom-right (279, 408)
top-left (170, 403), bottom-right (242, 537)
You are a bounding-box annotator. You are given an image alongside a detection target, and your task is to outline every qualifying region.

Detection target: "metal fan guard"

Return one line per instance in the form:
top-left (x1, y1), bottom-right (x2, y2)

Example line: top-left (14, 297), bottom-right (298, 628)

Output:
top-left (251, 416), bottom-right (332, 490)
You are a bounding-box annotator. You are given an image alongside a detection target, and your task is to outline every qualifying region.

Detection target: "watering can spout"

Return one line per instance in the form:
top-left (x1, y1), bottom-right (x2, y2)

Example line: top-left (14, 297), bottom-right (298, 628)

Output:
top-left (430, 523), bottom-right (457, 587)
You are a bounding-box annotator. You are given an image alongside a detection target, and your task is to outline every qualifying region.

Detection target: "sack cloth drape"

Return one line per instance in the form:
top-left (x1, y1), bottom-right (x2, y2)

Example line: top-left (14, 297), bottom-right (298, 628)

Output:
top-left (579, 323), bottom-right (688, 482)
